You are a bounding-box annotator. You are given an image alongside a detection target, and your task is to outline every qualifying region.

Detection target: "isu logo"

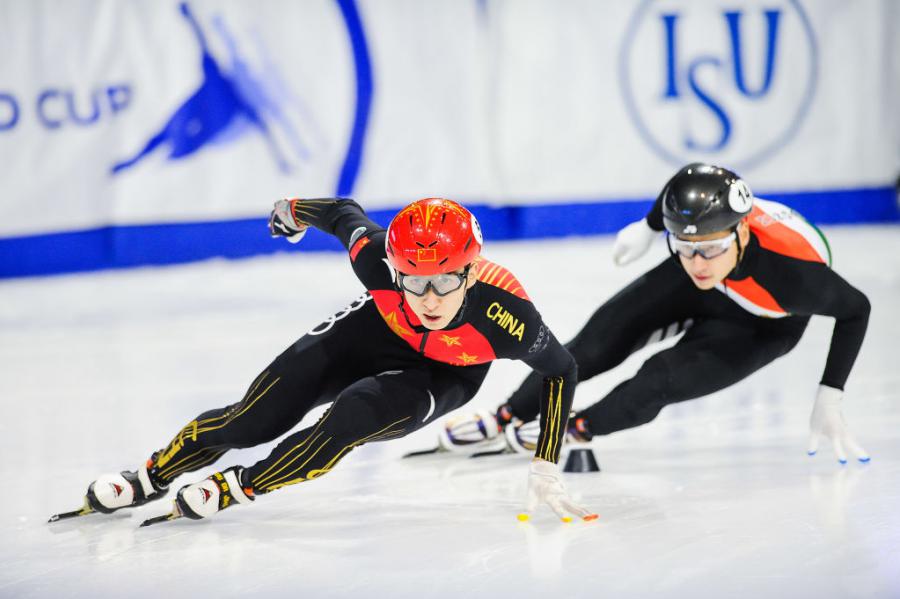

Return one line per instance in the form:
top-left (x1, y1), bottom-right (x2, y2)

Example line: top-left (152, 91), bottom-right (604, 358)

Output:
top-left (619, 0), bottom-right (817, 170)
top-left (109, 483), bottom-right (125, 497)
top-left (200, 488), bottom-right (213, 503)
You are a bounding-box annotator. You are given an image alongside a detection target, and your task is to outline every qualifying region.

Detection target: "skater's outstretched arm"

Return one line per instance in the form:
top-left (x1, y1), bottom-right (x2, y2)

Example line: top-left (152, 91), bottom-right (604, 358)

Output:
top-left (269, 198), bottom-right (395, 291)
top-left (520, 331), bottom-right (578, 465)
top-left (269, 197), bottom-right (380, 247)
top-left (516, 333), bottom-right (597, 523)
top-left (758, 253), bottom-right (871, 464)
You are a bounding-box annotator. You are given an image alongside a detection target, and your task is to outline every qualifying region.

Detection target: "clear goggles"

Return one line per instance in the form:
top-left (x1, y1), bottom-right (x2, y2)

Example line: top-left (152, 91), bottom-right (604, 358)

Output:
top-left (398, 267), bottom-right (469, 297)
top-left (667, 232), bottom-right (736, 260)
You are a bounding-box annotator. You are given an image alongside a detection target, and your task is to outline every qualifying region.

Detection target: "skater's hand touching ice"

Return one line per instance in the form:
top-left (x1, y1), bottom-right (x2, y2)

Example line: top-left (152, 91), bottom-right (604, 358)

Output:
top-left (808, 385), bottom-right (870, 464)
top-left (518, 459), bottom-right (598, 523)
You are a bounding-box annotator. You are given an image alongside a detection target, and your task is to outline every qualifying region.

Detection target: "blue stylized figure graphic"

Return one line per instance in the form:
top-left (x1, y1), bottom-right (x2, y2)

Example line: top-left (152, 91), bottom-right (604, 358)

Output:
top-left (111, 2), bottom-right (300, 175)
top-left (211, 16), bottom-right (313, 166)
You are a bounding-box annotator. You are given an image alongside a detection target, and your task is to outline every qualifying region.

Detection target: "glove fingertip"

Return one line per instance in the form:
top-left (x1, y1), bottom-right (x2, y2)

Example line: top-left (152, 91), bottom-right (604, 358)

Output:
top-left (561, 517), bottom-right (573, 523)
top-left (858, 456), bottom-right (871, 463)
top-left (807, 450), bottom-right (816, 456)
top-left (517, 513), bottom-right (530, 522)
top-left (583, 513), bottom-right (599, 522)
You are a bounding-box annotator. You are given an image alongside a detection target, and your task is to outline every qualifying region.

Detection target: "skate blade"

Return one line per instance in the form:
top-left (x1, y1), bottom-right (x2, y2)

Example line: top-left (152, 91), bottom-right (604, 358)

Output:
top-left (48, 498), bottom-right (95, 523)
top-left (402, 446), bottom-right (445, 458)
top-left (139, 504), bottom-right (183, 527)
top-left (470, 447), bottom-right (511, 458)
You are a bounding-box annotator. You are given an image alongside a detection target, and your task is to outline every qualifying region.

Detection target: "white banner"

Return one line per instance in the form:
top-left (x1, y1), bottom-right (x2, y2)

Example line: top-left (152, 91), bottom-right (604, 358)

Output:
top-left (1, 0), bottom-right (357, 236)
top-left (0, 0), bottom-right (897, 239)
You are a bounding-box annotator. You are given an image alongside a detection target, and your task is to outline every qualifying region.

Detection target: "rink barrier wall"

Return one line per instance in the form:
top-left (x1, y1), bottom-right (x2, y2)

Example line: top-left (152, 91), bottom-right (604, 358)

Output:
top-left (1, 186), bottom-right (897, 279)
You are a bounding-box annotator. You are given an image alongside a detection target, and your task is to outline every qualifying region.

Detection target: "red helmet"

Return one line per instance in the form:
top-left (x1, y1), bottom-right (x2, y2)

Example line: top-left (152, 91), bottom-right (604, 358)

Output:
top-left (385, 198), bottom-right (483, 275)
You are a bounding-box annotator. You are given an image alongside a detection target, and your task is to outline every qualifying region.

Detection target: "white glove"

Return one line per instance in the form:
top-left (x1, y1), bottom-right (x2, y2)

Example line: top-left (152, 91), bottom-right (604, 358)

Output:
top-left (268, 199), bottom-right (308, 244)
top-left (518, 459), bottom-right (598, 523)
top-left (808, 385), bottom-right (870, 464)
top-left (612, 218), bottom-right (658, 266)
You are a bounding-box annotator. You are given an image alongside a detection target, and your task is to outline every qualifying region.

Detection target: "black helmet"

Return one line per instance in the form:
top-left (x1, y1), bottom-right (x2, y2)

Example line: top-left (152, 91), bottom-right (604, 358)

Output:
top-left (661, 163), bottom-right (753, 236)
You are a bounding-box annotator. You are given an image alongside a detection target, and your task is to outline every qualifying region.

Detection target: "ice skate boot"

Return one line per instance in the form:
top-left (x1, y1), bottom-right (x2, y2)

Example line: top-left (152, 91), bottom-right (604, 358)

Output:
top-left (85, 453), bottom-right (170, 514)
top-left (50, 453), bottom-right (170, 522)
top-left (437, 409), bottom-right (508, 454)
top-left (567, 416), bottom-right (593, 443)
top-left (504, 419), bottom-right (539, 454)
top-left (504, 415), bottom-right (593, 455)
top-left (139, 466), bottom-right (254, 527)
top-left (174, 466), bottom-right (254, 520)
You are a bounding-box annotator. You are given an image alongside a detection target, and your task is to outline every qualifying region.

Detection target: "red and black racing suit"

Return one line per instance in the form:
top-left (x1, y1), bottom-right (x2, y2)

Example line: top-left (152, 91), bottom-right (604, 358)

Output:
top-left (150, 200), bottom-right (576, 492)
top-left (503, 197), bottom-right (870, 437)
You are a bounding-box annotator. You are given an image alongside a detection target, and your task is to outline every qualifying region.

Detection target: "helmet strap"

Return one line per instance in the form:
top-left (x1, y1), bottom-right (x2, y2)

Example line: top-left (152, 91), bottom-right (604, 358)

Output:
top-left (723, 224), bottom-right (745, 281)
top-left (446, 264), bottom-right (473, 327)
top-left (665, 232), bottom-right (681, 267)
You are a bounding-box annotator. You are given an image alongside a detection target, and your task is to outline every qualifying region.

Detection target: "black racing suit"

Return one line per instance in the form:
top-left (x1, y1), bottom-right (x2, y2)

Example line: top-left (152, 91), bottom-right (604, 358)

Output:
top-left (504, 198), bottom-right (870, 437)
top-left (151, 200), bottom-right (576, 493)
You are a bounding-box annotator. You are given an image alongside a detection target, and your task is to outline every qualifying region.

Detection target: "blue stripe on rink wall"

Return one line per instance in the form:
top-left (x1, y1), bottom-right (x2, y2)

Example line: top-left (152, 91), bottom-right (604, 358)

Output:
top-left (1, 186), bottom-right (897, 279)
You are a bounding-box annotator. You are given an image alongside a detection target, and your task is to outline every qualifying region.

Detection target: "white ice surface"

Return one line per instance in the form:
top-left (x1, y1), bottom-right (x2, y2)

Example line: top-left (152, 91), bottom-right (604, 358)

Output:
top-left (1, 227), bottom-right (899, 598)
